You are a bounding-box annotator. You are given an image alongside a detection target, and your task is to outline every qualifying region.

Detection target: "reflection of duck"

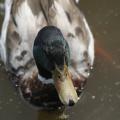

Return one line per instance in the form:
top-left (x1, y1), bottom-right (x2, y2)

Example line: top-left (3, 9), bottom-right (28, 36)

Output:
top-left (0, 0), bottom-right (94, 109)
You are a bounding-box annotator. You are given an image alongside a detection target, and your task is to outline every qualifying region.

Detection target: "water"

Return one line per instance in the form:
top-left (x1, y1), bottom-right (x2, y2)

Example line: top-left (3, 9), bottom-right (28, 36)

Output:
top-left (0, 0), bottom-right (120, 120)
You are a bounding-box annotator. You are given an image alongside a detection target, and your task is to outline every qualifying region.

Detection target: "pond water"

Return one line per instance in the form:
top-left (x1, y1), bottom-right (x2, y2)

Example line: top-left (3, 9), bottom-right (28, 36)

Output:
top-left (0, 0), bottom-right (120, 120)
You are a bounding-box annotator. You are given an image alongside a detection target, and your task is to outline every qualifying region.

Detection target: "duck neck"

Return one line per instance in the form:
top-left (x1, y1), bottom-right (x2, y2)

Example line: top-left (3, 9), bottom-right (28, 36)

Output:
top-left (37, 64), bottom-right (52, 79)
top-left (38, 74), bottom-right (54, 84)
top-left (37, 64), bottom-right (54, 84)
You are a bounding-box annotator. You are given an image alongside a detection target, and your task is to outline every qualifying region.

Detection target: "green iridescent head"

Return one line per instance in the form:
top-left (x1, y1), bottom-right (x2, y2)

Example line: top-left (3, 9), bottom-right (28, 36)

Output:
top-left (33, 26), bottom-right (78, 106)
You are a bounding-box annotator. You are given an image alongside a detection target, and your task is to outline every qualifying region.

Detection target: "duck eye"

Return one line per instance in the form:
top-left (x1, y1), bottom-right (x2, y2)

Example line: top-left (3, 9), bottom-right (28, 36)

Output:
top-left (65, 72), bottom-right (67, 76)
top-left (58, 75), bottom-right (61, 79)
top-left (63, 51), bottom-right (66, 55)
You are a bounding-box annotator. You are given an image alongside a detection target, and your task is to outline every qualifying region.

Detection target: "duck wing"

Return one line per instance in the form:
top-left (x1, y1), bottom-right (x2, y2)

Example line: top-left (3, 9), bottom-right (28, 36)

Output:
top-left (40, 0), bottom-right (94, 79)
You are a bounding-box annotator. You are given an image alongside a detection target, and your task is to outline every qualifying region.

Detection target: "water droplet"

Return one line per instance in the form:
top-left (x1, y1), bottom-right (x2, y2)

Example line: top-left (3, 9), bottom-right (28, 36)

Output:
top-left (92, 95), bottom-right (96, 100)
top-left (9, 98), bottom-right (13, 102)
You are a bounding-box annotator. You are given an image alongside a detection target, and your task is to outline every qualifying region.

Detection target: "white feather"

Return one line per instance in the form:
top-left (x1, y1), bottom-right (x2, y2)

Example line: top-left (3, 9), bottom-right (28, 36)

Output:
top-left (38, 74), bottom-right (54, 84)
top-left (83, 17), bottom-right (94, 66)
top-left (0, 0), bottom-right (13, 64)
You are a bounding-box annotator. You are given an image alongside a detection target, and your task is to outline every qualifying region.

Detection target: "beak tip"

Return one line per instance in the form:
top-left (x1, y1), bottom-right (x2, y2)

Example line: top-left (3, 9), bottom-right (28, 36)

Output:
top-left (68, 99), bottom-right (75, 106)
top-left (60, 95), bottom-right (79, 106)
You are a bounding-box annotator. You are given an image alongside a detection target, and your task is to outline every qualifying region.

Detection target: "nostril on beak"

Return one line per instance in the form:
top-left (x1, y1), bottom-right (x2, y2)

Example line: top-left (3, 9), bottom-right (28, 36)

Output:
top-left (68, 100), bottom-right (75, 106)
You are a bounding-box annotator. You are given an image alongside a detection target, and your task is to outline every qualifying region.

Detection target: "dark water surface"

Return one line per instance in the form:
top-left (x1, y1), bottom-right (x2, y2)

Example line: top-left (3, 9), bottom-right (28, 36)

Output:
top-left (0, 0), bottom-right (120, 120)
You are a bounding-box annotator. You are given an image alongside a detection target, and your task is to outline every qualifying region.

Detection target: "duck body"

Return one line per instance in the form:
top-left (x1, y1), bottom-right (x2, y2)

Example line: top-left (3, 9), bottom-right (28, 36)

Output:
top-left (0, 0), bottom-right (94, 109)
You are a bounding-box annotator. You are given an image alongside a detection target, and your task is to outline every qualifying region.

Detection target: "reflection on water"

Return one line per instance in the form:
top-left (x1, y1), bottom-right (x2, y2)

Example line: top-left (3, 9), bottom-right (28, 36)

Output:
top-left (0, 0), bottom-right (120, 120)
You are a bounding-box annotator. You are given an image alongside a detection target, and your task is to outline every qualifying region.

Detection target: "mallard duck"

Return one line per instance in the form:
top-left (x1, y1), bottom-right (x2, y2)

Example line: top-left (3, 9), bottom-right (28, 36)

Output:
top-left (0, 0), bottom-right (94, 109)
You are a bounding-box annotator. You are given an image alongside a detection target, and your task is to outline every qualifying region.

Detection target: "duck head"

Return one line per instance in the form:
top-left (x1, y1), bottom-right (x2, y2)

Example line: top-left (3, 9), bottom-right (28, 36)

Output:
top-left (33, 26), bottom-right (78, 106)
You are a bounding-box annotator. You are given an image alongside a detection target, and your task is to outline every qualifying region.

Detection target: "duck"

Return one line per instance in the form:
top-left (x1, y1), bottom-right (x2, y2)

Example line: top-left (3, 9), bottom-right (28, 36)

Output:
top-left (0, 0), bottom-right (94, 109)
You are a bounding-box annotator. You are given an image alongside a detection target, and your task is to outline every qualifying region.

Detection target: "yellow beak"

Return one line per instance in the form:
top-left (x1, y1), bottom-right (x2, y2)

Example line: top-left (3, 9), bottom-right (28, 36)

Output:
top-left (52, 64), bottom-right (78, 106)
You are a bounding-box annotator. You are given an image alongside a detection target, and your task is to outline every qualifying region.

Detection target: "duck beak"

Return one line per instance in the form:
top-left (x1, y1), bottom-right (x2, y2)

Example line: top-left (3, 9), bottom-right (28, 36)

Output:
top-left (52, 64), bottom-right (78, 106)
